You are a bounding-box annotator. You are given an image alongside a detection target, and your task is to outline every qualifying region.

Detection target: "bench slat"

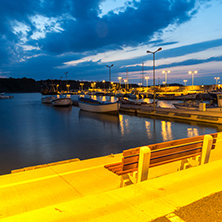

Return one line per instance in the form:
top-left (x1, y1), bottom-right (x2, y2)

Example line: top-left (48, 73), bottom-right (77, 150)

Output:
top-left (105, 133), bottom-right (217, 177)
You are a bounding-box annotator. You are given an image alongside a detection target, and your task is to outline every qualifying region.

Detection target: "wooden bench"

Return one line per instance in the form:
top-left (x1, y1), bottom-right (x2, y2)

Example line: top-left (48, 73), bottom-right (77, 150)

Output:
top-left (104, 133), bottom-right (218, 187)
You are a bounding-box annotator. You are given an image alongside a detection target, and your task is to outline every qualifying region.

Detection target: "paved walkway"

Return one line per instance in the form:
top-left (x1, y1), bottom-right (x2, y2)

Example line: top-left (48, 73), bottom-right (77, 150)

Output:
top-left (1, 136), bottom-right (222, 221)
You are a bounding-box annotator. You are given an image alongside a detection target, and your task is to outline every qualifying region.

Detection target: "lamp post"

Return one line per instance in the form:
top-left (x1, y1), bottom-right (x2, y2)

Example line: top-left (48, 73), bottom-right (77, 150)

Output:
top-left (102, 80), bottom-right (105, 90)
top-left (162, 70), bottom-right (170, 85)
top-left (124, 79), bottom-right (127, 89)
top-left (183, 80), bottom-right (187, 86)
top-left (145, 76), bottom-right (149, 87)
top-left (188, 70), bottom-right (198, 87)
top-left (215, 77), bottom-right (220, 86)
top-left (80, 83), bottom-right (84, 91)
top-left (146, 47), bottom-right (162, 111)
top-left (106, 64), bottom-right (113, 82)
top-left (118, 77), bottom-right (122, 89)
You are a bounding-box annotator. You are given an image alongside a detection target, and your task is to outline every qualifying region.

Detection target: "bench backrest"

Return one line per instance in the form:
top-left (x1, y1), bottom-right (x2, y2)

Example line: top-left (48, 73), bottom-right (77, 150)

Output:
top-left (121, 133), bottom-right (217, 175)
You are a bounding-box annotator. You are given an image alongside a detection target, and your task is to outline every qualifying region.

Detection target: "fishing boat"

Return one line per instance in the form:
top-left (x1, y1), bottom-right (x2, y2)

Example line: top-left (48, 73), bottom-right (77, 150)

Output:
top-left (0, 93), bottom-right (13, 99)
top-left (52, 97), bottom-right (72, 107)
top-left (78, 97), bottom-right (120, 114)
top-left (173, 100), bottom-right (218, 111)
top-left (119, 98), bottom-right (157, 107)
top-left (173, 102), bottom-right (199, 110)
top-left (41, 96), bottom-right (56, 104)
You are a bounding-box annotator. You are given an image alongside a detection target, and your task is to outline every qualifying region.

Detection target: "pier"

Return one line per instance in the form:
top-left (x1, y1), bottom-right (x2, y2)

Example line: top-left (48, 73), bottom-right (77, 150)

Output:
top-left (120, 104), bottom-right (222, 125)
top-left (1, 134), bottom-right (222, 221)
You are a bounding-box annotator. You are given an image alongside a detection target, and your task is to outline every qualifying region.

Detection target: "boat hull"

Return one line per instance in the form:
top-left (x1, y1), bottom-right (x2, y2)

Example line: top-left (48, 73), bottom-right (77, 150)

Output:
top-left (41, 96), bottom-right (55, 104)
top-left (173, 103), bottom-right (199, 110)
top-left (52, 98), bottom-right (72, 107)
top-left (78, 99), bottom-right (120, 114)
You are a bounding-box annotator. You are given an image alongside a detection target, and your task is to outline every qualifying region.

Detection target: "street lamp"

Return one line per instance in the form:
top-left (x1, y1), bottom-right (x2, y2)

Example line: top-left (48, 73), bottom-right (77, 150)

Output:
top-left (124, 79), bottom-right (127, 89)
top-left (215, 77), bottom-right (220, 85)
top-left (145, 76), bottom-right (149, 87)
top-left (188, 70), bottom-right (198, 87)
top-left (162, 70), bottom-right (170, 85)
top-left (102, 80), bottom-right (105, 90)
top-left (183, 80), bottom-right (187, 86)
top-left (118, 77), bottom-right (122, 89)
top-left (146, 47), bottom-right (162, 111)
top-left (80, 83), bottom-right (84, 91)
top-left (106, 64), bottom-right (114, 82)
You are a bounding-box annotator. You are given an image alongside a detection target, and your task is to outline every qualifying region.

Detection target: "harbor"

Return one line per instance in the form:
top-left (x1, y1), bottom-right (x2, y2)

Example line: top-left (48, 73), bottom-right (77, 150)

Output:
top-left (2, 0), bottom-right (222, 220)
top-left (1, 131), bottom-right (222, 221)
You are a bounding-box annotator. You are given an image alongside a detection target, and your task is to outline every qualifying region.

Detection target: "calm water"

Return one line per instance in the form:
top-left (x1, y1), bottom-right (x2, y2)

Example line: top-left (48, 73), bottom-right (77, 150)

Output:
top-left (0, 93), bottom-right (220, 175)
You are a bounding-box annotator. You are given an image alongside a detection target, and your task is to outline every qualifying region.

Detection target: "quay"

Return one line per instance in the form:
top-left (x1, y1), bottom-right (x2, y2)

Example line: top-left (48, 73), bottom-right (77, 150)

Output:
top-left (120, 104), bottom-right (222, 125)
top-left (1, 134), bottom-right (222, 221)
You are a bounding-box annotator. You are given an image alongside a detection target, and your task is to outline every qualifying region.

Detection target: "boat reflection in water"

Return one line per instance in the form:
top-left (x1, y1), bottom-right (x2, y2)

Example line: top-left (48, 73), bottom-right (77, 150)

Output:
top-left (79, 110), bottom-right (120, 127)
top-left (53, 105), bottom-right (72, 113)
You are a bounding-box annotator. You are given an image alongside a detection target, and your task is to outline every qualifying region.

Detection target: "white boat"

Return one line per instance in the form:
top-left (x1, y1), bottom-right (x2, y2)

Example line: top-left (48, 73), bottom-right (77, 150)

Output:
top-left (173, 101), bottom-right (219, 111)
top-left (78, 97), bottom-right (120, 114)
top-left (41, 96), bottom-right (55, 104)
top-left (173, 103), bottom-right (199, 110)
top-left (119, 98), bottom-right (157, 107)
top-left (52, 97), bottom-right (72, 107)
top-left (0, 93), bottom-right (13, 99)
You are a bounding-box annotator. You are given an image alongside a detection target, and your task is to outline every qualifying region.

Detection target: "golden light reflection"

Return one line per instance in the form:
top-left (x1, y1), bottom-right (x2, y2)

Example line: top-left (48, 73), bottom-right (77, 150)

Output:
top-left (119, 115), bottom-right (125, 136)
top-left (161, 121), bottom-right (173, 141)
top-left (91, 95), bottom-right (97, 100)
top-left (187, 128), bottom-right (199, 137)
top-left (110, 97), bottom-right (116, 103)
top-left (145, 121), bottom-right (152, 139)
top-left (101, 96), bottom-right (106, 101)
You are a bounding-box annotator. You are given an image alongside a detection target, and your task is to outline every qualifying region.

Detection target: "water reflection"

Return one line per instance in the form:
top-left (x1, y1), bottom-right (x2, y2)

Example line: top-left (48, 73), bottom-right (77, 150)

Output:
top-left (0, 93), bottom-right (220, 175)
top-left (53, 106), bottom-right (72, 113)
top-left (79, 110), bottom-right (120, 127)
top-left (187, 128), bottom-right (199, 137)
top-left (161, 121), bottom-right (173, 141)
top-left (145, 121), bottom-right (152, 139)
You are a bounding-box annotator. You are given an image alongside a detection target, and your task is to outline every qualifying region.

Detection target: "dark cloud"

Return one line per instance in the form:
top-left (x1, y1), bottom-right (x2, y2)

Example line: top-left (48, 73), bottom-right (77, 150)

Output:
top-left (36, 0), bottom-right (199, 54)
top-left (0, 0), bottom-right (218, 83)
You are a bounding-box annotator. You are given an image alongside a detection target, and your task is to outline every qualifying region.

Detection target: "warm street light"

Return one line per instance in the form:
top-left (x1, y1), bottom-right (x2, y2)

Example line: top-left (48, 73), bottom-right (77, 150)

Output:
top-left (146, 47), bottom-right (162, 111)
top-left (66, 84), bottom-right (70, 92)
top-left (118, 77), bottom-right (122, 89)
top-left (102, 80), bottom-right (105, 90)
top-left (124, 79), bottom-right (127, 89)
top-left (162, 70), bottom-right (170, 85)
top-left (183, 79), bottom-right (187, 86)
top-left (145, 76), bottom-right (149, 87)
top-left (106, 64), bottom-right (114, 82)
top-left (188, 70), bottom-right (198, 86)
top-left (80, 83), bottom-right (84, 91)
top-left (215, 77), bottom-right (220, 85)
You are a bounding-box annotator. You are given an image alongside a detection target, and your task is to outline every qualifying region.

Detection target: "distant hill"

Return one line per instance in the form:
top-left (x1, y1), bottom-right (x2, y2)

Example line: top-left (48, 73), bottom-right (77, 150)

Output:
top-left (0, 77), bottom-right (139, 93)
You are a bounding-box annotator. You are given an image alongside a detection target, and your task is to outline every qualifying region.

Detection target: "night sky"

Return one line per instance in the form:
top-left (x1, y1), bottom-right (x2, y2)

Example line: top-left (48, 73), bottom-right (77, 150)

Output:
top-left (0, 0), bottom-right (222, 86)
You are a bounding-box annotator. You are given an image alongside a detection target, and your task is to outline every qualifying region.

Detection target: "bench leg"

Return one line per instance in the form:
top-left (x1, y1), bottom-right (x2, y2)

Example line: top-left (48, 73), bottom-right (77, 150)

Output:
top-left (200, 134), bottom-right (213, 164)
top-left (137, 146), bottom-right (151, 183)
top-left (179, 134), bottom-right (213, 170)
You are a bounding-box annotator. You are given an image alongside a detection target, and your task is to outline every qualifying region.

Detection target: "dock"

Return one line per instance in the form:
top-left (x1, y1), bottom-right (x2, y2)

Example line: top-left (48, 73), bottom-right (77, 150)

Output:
top-left (1, 135), bottom-right (222, 221)
top-left (120, 104), bottom-right (222, 125)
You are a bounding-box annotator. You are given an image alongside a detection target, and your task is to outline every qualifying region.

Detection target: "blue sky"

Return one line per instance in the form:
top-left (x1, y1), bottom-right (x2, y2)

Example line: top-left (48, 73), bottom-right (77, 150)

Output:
top-left (0, 0), bottom-right (222, 86)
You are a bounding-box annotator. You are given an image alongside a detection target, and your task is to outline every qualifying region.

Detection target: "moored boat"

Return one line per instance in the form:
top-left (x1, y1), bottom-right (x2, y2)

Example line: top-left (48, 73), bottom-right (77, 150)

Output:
top-left (119, 98), bottom-right (157, 107)
top-left (78, 97), bottom-right (120, 114)
top-left (41, 96), bottom-right (56, 104)
top-left (52, 97), bottom-right (72, 107)
top-left (0, 93), bottom-right (13, 99)
top-left (173, 103), bottom-right (199, 110)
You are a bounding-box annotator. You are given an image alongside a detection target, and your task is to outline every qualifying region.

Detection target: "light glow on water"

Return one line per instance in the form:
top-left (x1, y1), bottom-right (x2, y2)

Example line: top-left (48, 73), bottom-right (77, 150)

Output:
top-left (0, 93), bottom-right (220, 175)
